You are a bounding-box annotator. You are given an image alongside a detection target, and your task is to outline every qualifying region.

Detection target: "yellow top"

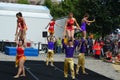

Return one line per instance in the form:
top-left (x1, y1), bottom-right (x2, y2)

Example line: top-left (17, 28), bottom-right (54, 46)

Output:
top-left (64, 38), bottom-right (68, 45)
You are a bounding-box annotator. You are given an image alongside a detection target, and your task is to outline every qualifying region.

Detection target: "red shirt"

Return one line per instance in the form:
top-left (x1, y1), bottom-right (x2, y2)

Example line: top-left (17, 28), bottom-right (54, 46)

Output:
top-left (100, 41), bottom-right (104, 48)
top-left (106, 52), bottom-right (112, 59)
top-left (117, 55), bottom-right (120, 60)
top-left (17, 18), bottom-right (27, 30)
top-left (93, 43), bottom-right (101, 55)
top-left (95, 50), bottom-right (101, 55)
top-left (67, 19), bottom-right (74, 30)
top-left (17, 47), bottom-right (24, 56)
top-left (49, 21), bottom-right (55, 30)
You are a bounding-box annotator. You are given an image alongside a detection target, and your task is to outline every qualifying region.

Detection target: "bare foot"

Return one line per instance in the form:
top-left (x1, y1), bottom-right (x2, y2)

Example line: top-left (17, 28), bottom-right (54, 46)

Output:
top-left (14, 75), bottom-right (19, 78)
top-left (50, 63), bottom-right (54, 67)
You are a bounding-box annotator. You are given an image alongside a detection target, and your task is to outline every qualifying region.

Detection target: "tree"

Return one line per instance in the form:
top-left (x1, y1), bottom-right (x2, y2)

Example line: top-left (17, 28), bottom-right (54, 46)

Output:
top-left (17, 0), bottom-right (29, 4)
top-left (44, 0), bottom-right (120, 37)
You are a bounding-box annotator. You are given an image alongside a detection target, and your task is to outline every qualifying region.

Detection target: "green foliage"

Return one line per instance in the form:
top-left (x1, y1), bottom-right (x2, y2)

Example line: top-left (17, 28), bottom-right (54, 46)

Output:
top-left (17, 0), bottom-right (29, 4)
top-left (44, 0), bottom-right (120, 37)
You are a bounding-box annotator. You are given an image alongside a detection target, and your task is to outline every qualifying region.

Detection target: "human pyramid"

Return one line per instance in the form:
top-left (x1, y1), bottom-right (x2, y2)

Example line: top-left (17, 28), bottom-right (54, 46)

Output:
top-left (14, 12), bottom-right (95, 80)
top-left (45, 12), bottom-right (95, 80)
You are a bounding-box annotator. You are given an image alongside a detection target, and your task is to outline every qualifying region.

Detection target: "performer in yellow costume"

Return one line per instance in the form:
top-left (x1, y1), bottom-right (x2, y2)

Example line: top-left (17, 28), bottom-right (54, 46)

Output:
top-left (62, 38), bottom-right (79, 80)
top-left (76, 38), bottom-right (88, 75)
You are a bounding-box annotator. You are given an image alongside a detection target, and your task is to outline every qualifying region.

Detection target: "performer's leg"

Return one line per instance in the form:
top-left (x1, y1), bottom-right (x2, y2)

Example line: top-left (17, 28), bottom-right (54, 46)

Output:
top-left (71, 30), bottom-right (74, 41)
top-left (76, 54), bottom-right (81, 74)
top-left (46, 52), bottom-right (50, 66)
top-left (14, 59), bottom-right (25, 78)
top-left (69, 58), bottom-right (75, 79)
top-left (80, 54), bottom-right (87, 74)
top-left (67, 30), bottom-right (71, 40)
top-left (64, 58), bottom-right (68, 78)
top-left (15, 30), bottom-right (21, 41)
top-left (21, 66), bottom-right (25, 76)
top-left (82, 31), bottom-right (86, 39)
top-left (50, 51), bottom-right (54, 66)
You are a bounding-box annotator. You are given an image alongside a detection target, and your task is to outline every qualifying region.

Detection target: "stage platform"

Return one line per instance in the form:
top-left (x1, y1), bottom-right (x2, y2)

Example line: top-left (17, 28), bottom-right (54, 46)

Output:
top-left (0, 60), bottom-right (113, 80)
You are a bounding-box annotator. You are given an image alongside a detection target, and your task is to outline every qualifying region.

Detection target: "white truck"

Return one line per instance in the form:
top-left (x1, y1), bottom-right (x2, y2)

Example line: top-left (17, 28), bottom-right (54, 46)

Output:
top-left (0, 3), bottom-right (66, 52)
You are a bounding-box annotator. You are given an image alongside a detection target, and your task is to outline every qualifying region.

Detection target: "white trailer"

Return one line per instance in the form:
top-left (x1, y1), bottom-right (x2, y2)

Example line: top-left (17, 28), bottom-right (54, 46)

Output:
top-left (0, 3), bottom-right (52, 45)
top-left (0, 3), bottom-right (66, 51)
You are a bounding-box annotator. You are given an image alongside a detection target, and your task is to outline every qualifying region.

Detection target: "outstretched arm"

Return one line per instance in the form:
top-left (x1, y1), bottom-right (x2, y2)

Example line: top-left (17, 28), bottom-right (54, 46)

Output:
top-left (84, 18), bottom-right (95, 24)
top-left (45, 23), bottom-right (49, 29)
top-left (55, 23), bottom-right (63, 28)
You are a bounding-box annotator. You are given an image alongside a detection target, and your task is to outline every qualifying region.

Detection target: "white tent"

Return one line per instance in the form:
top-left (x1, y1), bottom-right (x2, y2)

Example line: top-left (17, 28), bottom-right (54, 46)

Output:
top-left (0, 3), bottom-right (52, 44)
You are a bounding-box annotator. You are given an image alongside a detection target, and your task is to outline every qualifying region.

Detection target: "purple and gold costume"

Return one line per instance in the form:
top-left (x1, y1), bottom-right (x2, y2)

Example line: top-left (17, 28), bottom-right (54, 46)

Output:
top-left (62, 39), bottom-right (78, 79)
top-left (48, 41), bottom-right (54, 50)
top-left (62, 40), bottom-right (78, 57)
top-left (76, 38), bottom-right (87, 74)
top-left (46, 41), bottom-right (55, 66)
top-left (81, 22), bottom-right (86, 31)
top-left (80, 38), bottom-right (86, 53)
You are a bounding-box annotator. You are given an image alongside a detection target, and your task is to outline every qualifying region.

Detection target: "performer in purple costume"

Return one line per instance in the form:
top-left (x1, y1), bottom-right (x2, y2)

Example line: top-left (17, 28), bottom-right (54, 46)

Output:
top-left (76, 38), bottom-right (88, 74)
top-left (62, 38), bottom-right (79, 80)
top-left (80, 13), bottom-right (95, 39)
top-left (46, 36), bottom-right (56, 66)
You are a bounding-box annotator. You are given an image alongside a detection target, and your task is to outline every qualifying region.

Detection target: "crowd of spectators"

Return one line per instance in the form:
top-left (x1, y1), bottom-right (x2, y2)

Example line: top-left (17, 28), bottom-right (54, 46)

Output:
top-left (53, 34), bottom-right (120, 64)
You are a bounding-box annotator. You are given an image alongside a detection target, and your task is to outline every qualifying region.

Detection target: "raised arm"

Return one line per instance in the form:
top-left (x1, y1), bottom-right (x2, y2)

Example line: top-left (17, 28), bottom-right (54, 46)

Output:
top-left (74, 39), bottom-right (79, 48)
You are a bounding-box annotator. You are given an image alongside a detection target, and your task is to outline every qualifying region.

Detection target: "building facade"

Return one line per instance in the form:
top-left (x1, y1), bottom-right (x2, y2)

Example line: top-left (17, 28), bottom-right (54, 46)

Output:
top-left (0, 0), bottom-right (63, 5)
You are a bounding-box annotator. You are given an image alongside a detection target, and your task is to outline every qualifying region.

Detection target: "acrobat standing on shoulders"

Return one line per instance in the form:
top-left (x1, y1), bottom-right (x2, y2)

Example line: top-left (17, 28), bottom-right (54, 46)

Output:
top-left (80, 13), bottom-right (95, 39)
top-left (45, 18), bottom-right (61, 37)
top-left (15, 12), bottom-right (28, 42)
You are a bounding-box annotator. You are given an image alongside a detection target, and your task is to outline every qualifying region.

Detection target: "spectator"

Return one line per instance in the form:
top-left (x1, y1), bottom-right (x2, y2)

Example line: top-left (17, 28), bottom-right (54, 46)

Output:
top-left (93, 40), bottom-right (101, 59)
top-left (62, 36), bottom-right (68, 53)
top-left (113, 40), bottom-right (119, 56)
top-left (104, 50), bottom-right (113, 62)
top-left (87, 36), bottom-right (93, 55)
top-left (104, 39), bottom-right (112, 52)
top-left (100, 39), bottom-right (105, 57)
top-left (56, 37), bottom-right (62, 54)
top-left (114, 53), bottom-right (120, 64)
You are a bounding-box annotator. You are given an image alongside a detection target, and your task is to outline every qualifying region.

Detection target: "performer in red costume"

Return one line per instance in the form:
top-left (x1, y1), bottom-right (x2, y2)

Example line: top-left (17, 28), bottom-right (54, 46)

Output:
top-left (64, 12), bottom-right (81, 40)
top-left (46, 18), bottom-right (61, 36)
top-left (14, 40), bottom-right (26, 78)
top-left (15, 12), bottom-right (28, 42)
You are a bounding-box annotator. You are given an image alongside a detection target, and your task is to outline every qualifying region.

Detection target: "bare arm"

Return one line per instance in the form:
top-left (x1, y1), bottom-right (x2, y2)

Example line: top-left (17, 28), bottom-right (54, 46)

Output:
top-left (22, 18), bottom-right (27, 30)
top-left (63, 20), bottom-right (68, 36)
top-left (15, 21), bottom-right (19, 35)
top-left (45, 23), bottom-right (49, 29)
top-left (74, 18), bottom-right (81, 30)
top-left (47, 36), bottom-right (49, 42)
top-left (55, 23), bottom-right (62, 28)
top-left (84, 18), bottom-right (95, 23)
